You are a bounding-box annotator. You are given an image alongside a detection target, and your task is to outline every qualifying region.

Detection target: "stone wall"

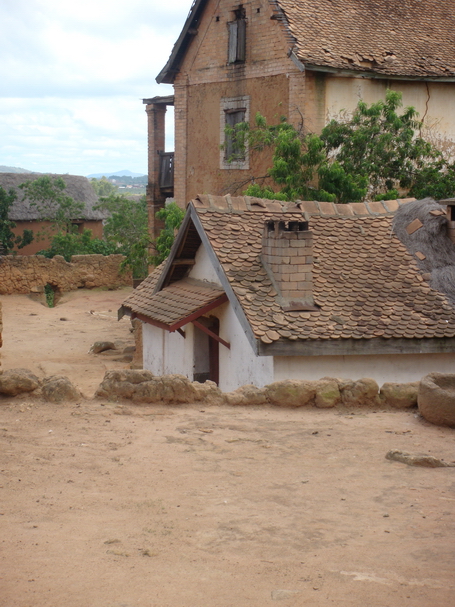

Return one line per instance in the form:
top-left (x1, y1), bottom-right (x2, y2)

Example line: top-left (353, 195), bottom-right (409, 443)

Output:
top-left (0, 254), bottom-right (132, 295)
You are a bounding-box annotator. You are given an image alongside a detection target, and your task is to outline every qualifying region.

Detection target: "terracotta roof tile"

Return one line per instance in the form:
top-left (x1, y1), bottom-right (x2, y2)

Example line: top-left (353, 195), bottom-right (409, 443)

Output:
top-left (277, 0), bottom-right (455, 78)
top-left (192, 198), bottom-right (455, 342)
top-left (123, 275), bottom-right (225, 328)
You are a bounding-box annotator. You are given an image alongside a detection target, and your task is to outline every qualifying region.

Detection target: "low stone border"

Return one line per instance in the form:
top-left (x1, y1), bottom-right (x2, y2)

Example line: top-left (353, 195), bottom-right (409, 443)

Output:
top-left (94, 370), bottom-right (419, 409)
top-left (0, 368), bottom-right (421, 411)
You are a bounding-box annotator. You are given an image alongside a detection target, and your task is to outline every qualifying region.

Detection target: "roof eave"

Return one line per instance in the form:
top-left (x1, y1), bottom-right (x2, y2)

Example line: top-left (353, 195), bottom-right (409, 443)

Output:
top-left (257, 336), bottom-right (455, 357)
top-left (302, 62), bottom-right (455, 82)
top-left (156, 0), bottom-right (208, 85)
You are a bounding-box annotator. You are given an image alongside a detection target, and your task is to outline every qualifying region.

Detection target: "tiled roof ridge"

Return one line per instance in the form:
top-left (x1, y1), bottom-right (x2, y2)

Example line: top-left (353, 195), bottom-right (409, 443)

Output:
top-left (192, 194), bottom-right (416, 217)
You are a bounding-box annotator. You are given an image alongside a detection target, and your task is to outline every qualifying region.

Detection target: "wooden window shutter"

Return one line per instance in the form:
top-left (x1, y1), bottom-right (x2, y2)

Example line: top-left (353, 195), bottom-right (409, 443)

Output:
top-left (228, 22), bottom-right (238, 63)
top-left (236, 18), bottom-right (246, 61)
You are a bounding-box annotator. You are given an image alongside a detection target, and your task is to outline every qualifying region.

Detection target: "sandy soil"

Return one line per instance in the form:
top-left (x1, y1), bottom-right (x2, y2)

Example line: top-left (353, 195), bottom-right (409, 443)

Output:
top-left (0, 290), bottom-right (454, 607)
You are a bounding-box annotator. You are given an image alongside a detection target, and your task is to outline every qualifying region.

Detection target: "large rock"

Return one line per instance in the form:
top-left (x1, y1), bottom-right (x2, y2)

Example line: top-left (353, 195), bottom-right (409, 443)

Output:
top-left (42, 375), bottom-right (81, 403)
top-left (225, 384), bottom-right (267, 406)
top-left (339, 378), bottom-right (380, 407)
top-left (314, 377), bottom-right (341, 408)
top-left (418, 372), bottom-right (455, 428)
top-left (265, 379), bottom-right (316, 407)
top-left (380, 382), bottom-right (419, 409)
top-left (95, 369), bottom-right (206, 404)
top-left (0, 368), bottom-right (40, 396)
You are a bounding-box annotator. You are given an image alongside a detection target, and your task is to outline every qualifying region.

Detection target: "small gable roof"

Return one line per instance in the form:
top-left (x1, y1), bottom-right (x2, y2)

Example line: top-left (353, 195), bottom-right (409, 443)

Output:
top-left (123, 195), bottom-right (455, 357)
top-left (158, 0), bottom-right (455, 83)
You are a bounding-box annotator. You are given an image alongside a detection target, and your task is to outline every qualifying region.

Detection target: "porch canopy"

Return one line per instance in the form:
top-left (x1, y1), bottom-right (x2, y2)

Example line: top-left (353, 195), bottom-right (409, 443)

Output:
top-left (122, 276), bottom-right (227, 334)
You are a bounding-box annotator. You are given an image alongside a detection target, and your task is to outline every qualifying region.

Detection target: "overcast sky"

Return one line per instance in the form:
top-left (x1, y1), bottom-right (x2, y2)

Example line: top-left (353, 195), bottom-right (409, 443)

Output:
top-left (0, 0), bottom-right (191, 177)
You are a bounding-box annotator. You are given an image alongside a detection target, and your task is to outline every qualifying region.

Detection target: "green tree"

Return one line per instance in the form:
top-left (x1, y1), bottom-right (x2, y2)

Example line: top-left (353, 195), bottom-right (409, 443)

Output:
top-left (19, 175), bottom-right (84, 236)
top-left (90, 177), bottom-right (118, 197)
top-left (37, 229), bottom-right (118, 262)
top-left (95, 194), bottom-right (152, 278)
top-left (154, 202), bottom-right (185, 264)
top-left (0, 186), bottom-right (33, 254)
top-left (233, 90), bottom-right (455, 203)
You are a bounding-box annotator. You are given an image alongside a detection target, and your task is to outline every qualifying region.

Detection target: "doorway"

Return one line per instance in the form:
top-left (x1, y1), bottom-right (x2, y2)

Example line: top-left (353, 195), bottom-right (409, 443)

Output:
top-left (193, 316), bottom-right (220, 385)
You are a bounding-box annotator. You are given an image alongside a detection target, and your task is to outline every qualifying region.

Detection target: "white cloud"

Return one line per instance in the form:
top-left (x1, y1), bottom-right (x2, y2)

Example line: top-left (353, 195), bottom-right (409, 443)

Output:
top-left (0, 0), bottom-right (189, 175)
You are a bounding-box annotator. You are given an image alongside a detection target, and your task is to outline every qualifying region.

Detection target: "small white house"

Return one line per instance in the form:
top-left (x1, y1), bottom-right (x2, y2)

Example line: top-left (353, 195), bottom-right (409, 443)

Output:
top-left (121, 195), bottom-right (455, 392)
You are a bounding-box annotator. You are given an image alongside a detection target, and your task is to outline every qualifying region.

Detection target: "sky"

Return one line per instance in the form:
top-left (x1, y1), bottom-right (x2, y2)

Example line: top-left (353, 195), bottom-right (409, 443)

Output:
top-left (0, 0), bottom-right (192, 177)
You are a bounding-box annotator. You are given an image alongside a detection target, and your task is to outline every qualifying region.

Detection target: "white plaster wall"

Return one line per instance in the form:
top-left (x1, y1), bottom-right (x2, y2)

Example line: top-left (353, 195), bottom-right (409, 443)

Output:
top-left (210, 302), bottom-right (274, 392)
top-left (324, 77), bottom-right (455, 150)
top-left (188, 245), bottom-right (222, 284)
top-left (273, 352), bottom-right (455, 387)
top-left (142, 322), bottom-right (194, 379)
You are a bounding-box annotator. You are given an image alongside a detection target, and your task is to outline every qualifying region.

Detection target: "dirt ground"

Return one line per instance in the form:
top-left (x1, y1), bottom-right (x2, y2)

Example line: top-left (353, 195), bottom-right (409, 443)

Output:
top-left (0, 289), bottom-right (454, 607)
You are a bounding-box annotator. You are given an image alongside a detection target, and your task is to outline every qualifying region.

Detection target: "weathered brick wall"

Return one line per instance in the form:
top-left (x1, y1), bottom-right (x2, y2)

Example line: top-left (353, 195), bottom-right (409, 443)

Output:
top-left (0, 300), bottom-right (2, 368)
top-left (172, 0), bottom-right (304, 205)
top-left (0, 254), bottom-right (132, 294)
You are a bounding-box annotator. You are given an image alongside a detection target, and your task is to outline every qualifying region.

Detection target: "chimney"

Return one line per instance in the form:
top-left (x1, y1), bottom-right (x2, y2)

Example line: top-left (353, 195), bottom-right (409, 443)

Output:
top-left (261, 220), bottom-right (318, 311)
top-left (440, 199), bottom-right (455, 244)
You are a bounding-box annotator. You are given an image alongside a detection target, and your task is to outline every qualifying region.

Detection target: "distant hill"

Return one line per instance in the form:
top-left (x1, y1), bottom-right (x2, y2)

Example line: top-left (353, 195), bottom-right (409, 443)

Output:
top-left (0, 165), bottom-right (38, 174)
top-left (87, 170), bottom-right (146, 179)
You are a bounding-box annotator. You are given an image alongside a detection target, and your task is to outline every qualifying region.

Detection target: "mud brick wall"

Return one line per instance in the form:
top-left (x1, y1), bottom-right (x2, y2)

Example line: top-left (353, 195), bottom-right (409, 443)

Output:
top-left (0, 254), bottom-right (132, 295)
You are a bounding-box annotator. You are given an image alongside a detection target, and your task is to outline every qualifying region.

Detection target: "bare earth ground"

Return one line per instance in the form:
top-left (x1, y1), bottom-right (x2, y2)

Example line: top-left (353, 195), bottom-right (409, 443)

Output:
top-left (0, 290), bottom-right (454, 607)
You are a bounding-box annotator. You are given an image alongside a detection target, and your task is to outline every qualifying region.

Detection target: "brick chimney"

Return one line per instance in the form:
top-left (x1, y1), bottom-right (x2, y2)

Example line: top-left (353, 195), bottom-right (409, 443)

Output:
top-left (261, 220), bottom-right (317, 311)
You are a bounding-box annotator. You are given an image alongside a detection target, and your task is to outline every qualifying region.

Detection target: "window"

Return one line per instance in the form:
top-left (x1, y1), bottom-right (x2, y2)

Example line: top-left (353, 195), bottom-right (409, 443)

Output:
top-left (228, 6), bottom-right (246, 64)
top-left (220, 96), bottom-right (250, 170)
top-left (224, 108), bottom-right (246, 160)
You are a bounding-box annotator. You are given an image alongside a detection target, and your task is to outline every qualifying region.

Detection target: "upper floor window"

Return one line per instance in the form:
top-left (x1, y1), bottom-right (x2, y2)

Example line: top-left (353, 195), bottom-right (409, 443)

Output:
top-left (220, 96), bottom-right (250, 170)
top-left (228, 6), bottom-right (246, 63)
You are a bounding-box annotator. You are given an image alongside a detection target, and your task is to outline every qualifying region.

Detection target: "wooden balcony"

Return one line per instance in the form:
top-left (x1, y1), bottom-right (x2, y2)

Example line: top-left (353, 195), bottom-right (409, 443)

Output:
top-left (159, 152), bottom-right (174, 193)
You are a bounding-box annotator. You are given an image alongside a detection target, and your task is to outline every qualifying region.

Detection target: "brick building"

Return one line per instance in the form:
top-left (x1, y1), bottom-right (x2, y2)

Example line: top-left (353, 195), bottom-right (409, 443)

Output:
top-left (145, 0), bottom-right (455, 241)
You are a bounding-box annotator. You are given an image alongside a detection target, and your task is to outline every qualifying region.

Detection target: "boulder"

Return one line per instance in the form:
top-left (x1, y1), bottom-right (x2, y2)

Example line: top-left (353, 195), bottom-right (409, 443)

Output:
top-left (265, 379), bottom-right (316, 407)
top-left (0, 368), bottom-right (40, 396)
top-left (380, 382), bottom-right (419, 409)
top-left (418, 372), bottom-right (455, 428)
top-left (90, 341), bottom-right (116, 354)
top-left (314, 377), bottom-right (341, 408)
top-left (225, 384), bottom-right (267, 406)
top-left (42, 375), bottom-right (81, 403)
top-left (192, 380), bottom-right (224, 406)
top-left (96, 370), bottom-right (204, 404)
top-left (339, 378), bottom-right (380, 407)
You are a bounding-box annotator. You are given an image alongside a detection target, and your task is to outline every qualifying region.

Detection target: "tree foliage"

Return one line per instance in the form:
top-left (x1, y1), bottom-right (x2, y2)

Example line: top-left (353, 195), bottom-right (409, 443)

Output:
top-left (37, 229), bottom-right (118, 262)
top-left (90, 177), bottom-right (118, 197)
top-left (95, 194), bottom-right (152, 278)
top-left (0, 186), bottom-right (33, 254)
top-left (154, 202), bottom-right (185, 264)
top-left (19, 175), bottom-right (84, 235)
top-left (231, 90), bottom-right (455, 203)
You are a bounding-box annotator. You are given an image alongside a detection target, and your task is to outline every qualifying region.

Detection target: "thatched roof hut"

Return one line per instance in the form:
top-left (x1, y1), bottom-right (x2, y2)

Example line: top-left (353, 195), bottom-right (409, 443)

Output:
top-left (0, 173), bottom-right (108, 221)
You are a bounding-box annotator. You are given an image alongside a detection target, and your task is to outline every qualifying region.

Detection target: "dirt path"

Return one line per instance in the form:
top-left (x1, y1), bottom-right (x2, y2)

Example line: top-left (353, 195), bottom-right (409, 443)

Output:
top-left (0, 288), bottom-right (135, 397)
top-left (0, 291), bottom-right (454, 606)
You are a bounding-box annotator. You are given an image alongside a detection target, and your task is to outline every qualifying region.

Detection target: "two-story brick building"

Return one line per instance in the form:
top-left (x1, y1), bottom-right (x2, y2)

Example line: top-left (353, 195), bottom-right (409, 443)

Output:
top-left (146, 0), bottom-right (455, 240)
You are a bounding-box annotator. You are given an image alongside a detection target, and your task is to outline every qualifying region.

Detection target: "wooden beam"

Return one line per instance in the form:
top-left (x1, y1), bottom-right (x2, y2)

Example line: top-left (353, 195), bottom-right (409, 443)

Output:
top-left (192, 319), bottom-right (231, 349)
top-left (172, 258), bottom-right (196, 266)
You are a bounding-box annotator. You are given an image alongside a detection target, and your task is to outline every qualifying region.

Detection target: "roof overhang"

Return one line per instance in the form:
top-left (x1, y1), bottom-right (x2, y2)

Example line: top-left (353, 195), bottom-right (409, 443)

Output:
top-left (302, 61), bottom-right (455, 82)
top-left (131, 292), bottom-right (228, 332)
top-left (156, 0), bottom-right (208, 84)
top-left (258, 336), bottom-right (455, 357)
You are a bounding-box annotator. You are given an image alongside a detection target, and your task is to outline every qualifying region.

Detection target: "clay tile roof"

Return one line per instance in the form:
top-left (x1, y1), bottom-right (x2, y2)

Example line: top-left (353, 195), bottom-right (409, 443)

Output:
top-left (277, 0), bottom-right (455, 78)
top-left (122, 275), bottom-right (225, 330)
top-left (191, 195), bottom-right (455, 344)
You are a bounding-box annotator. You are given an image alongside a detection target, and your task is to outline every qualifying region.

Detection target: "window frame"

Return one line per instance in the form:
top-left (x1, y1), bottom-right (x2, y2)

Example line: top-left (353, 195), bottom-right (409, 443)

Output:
top-left (220, 96), bottom-right (250, 170)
